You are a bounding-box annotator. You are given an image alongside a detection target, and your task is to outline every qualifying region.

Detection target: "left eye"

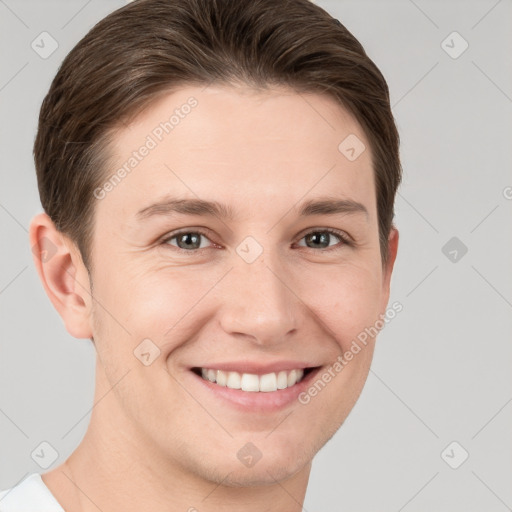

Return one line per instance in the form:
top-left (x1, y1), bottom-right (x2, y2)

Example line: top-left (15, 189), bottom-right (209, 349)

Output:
top-left (296, 229), bottom-right (347, 250)
top-left (162, 228), bottom-right (349, 253)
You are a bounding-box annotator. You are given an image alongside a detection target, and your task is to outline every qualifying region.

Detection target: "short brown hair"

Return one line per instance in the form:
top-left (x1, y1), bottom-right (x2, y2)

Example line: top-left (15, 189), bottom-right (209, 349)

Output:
top-left (34, 0), bottom-right (401, 270)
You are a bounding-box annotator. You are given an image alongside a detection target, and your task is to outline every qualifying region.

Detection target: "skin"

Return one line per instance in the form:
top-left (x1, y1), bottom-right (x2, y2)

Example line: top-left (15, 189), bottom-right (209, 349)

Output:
top-left (30, 84), bottom-right (398, 512)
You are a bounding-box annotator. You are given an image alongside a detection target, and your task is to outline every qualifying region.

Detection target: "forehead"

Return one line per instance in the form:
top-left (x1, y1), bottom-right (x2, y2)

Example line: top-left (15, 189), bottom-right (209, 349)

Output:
top-left (98, 84), bottom-right (375, 223)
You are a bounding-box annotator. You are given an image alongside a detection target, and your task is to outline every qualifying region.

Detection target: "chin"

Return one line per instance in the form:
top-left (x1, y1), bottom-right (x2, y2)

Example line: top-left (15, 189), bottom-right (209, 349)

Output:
top-left (194, 438), bottom-right (314, 487)
top-left (214, 459), bottom-right (309, 488)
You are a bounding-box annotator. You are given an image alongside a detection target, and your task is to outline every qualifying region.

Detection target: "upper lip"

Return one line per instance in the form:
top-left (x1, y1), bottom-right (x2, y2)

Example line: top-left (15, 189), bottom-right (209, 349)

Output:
top-left (191, 360), bottom-right (319, 375)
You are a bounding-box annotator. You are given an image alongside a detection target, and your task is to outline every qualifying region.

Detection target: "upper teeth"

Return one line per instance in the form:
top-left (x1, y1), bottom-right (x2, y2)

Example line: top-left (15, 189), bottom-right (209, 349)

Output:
top-left (200, 368), bottom-right (305, 392)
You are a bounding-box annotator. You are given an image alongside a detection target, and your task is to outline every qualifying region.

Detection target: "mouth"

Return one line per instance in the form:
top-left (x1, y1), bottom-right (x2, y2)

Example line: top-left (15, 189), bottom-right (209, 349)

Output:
top-left (189, 365), bottom-right (322, 412)
top-left (192, 367), bottom-right (315, 392)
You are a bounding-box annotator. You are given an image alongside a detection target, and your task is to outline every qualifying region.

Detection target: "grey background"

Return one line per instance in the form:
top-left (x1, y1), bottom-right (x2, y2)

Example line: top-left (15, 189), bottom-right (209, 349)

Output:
top-left (1, 0), bottom-right (511, 510)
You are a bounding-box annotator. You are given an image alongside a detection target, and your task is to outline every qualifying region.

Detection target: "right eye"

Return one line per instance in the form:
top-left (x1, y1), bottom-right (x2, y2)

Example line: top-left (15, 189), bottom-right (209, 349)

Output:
top-left (161, 230), bottom-right (215, 252)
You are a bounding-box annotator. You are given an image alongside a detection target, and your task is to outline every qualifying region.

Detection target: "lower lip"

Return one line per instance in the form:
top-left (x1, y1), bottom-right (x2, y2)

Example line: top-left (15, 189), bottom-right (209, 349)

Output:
top-left (188, 367), bottom-right (322, 413)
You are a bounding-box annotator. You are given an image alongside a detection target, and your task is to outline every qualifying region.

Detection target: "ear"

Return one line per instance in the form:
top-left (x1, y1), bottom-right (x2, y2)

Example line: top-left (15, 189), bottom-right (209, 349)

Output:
top-left (380, 226), bottom-right (399, 313)
top-left (29, 212), bottom-right (93, 339)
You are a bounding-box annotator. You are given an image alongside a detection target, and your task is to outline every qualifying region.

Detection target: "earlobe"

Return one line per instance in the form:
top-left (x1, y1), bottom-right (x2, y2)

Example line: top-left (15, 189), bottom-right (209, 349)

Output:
top-left (29, 213), bottom-right (93, 339)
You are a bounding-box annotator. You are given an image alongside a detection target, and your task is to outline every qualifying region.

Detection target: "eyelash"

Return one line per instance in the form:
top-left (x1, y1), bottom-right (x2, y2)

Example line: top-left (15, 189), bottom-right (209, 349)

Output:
top-left (160, 228), bottom-right (353, 254)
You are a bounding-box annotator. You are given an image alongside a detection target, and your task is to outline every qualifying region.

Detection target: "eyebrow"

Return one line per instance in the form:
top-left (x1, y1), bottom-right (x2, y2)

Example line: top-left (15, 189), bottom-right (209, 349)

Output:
top-left (136, 195), bottom-right (368, 221)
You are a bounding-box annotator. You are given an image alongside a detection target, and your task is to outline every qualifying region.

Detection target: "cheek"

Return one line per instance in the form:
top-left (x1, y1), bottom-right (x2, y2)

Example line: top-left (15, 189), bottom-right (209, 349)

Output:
top-left (303, 263), bottom-right (384, 352)
top-left (91, 266), bottom-right (220, 357)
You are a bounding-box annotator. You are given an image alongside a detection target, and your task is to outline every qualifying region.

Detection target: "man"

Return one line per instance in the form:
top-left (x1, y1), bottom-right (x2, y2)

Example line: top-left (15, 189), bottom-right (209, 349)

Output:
top-left (0, 0), bottom-right (400, 510)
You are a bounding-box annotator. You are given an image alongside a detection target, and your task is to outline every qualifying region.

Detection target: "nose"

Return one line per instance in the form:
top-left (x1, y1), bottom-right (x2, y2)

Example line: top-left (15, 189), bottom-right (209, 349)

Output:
top-left (217, 250), bottom-right (299, 347)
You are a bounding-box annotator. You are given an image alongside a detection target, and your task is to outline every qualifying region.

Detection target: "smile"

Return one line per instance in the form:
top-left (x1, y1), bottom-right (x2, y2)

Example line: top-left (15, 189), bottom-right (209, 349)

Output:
top-left (189, 364), bottom-right (322, 412)
top-left (195, 367), bottom-right (307, 392)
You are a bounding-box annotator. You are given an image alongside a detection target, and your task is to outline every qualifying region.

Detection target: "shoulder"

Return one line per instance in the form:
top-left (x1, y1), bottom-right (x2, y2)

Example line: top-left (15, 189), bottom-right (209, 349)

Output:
top-left (0, 473), bottom-right (65, 512)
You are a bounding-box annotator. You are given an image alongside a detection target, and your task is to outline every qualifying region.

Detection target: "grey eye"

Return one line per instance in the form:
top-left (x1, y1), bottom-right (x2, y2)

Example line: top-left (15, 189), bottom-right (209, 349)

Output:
top-left (166, 232), bottom-right (211, 251)
top-left (298, 231), bottom-right (343, 250)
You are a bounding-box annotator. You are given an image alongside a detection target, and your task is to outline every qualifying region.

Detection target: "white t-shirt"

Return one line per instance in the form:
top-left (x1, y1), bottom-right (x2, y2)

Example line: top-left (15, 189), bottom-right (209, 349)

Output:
top-left (0, 473), bottom-right (64, 512)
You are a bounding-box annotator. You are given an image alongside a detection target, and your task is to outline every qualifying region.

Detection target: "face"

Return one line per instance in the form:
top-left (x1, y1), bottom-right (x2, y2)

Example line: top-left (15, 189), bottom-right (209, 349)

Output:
top-left (83, 84), bottom-right (397, 485)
